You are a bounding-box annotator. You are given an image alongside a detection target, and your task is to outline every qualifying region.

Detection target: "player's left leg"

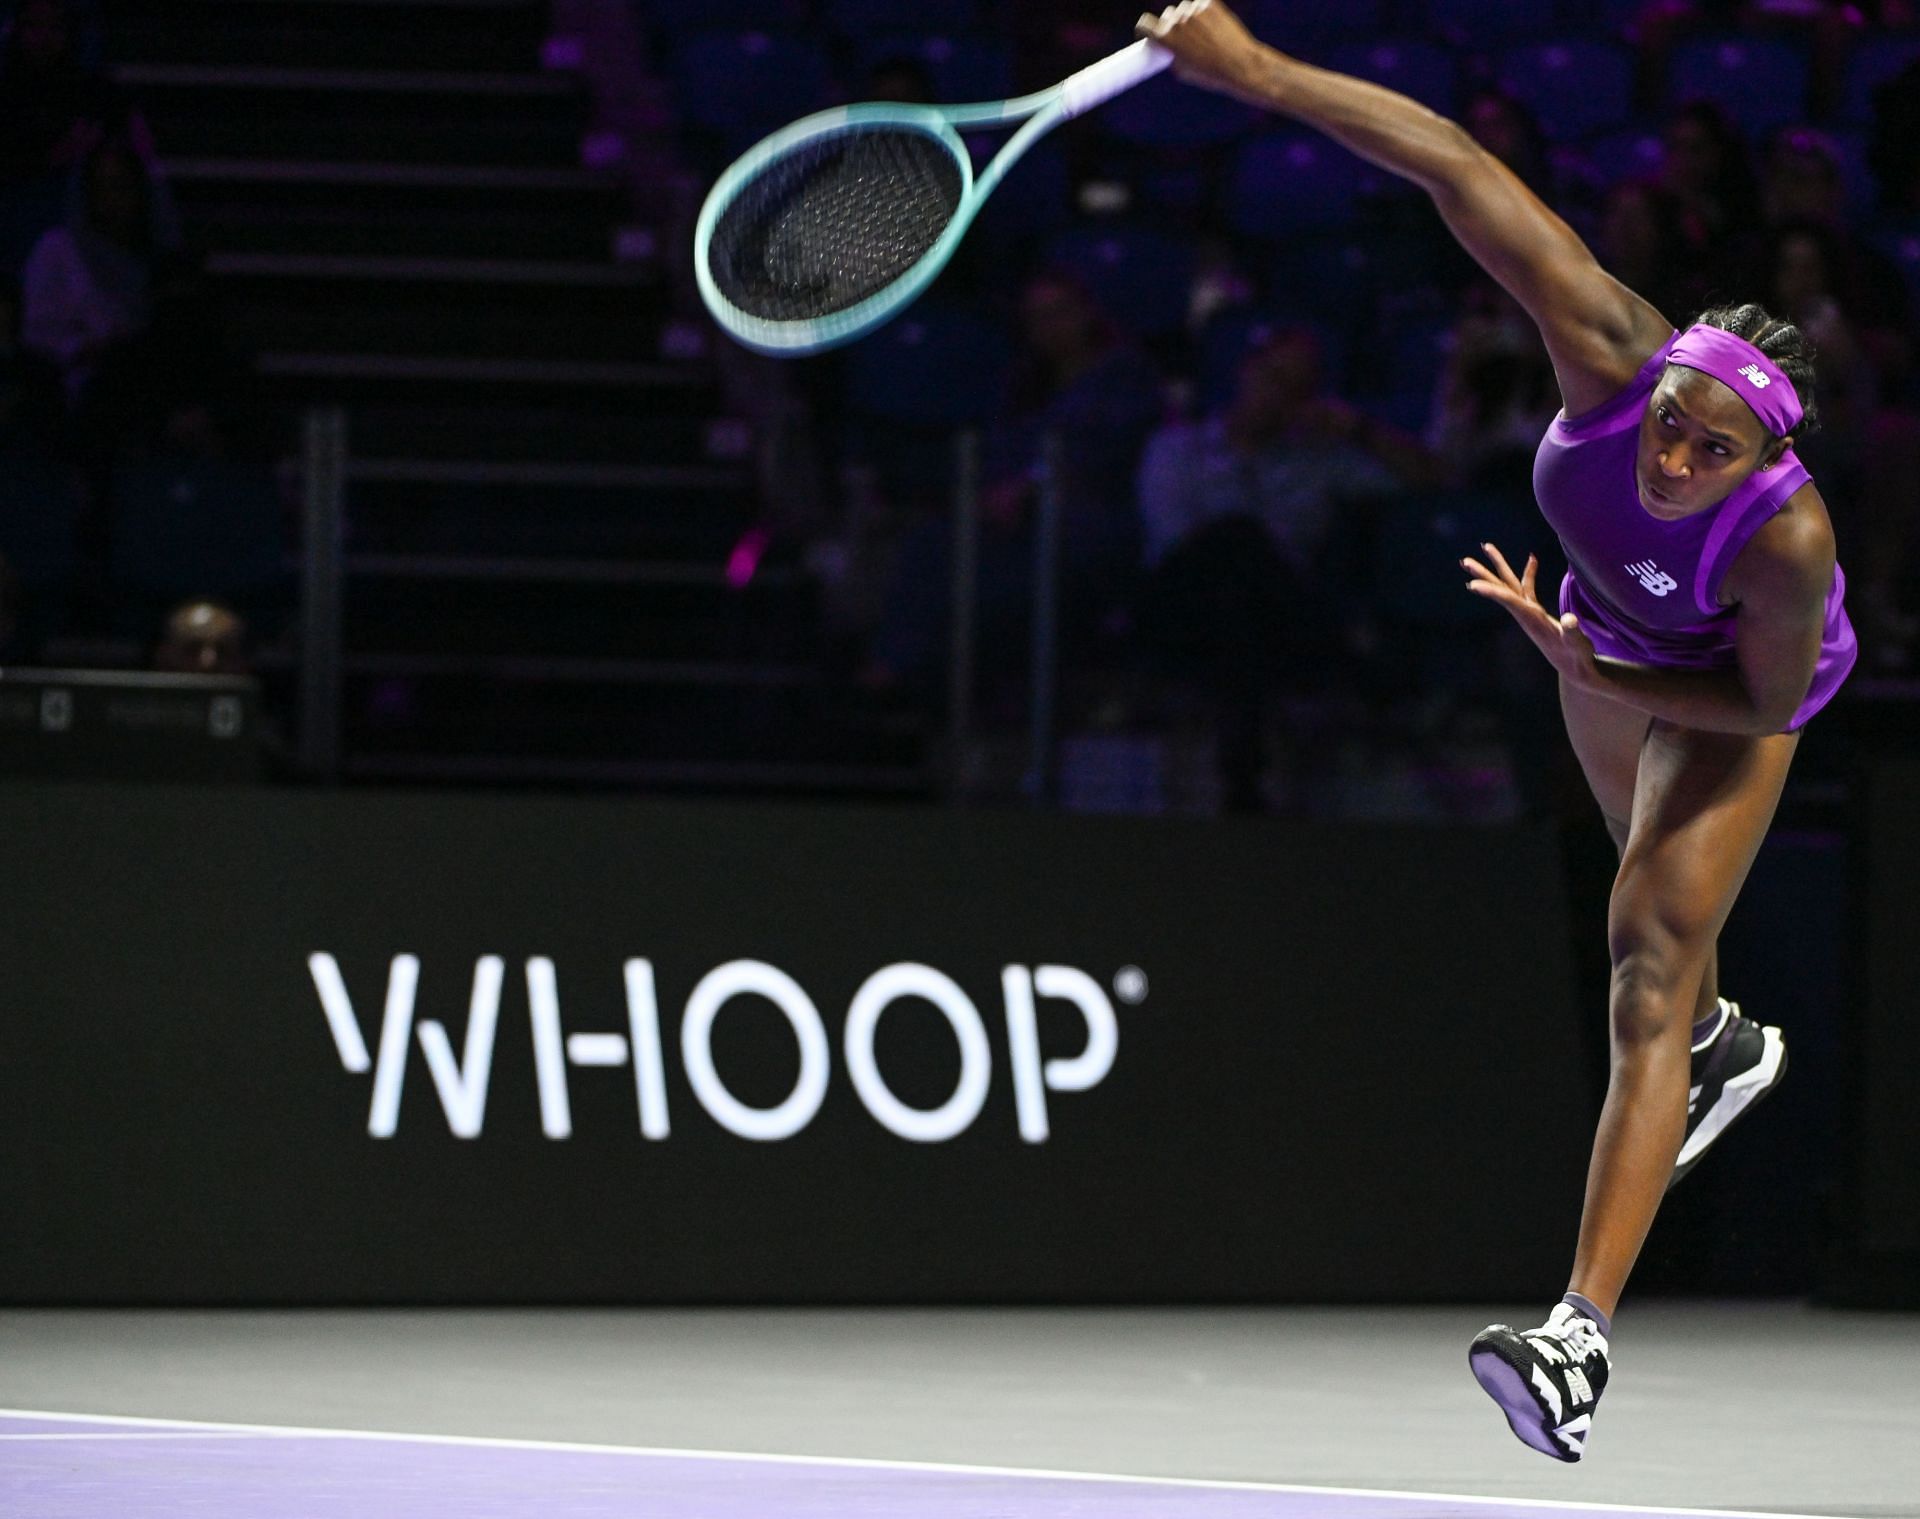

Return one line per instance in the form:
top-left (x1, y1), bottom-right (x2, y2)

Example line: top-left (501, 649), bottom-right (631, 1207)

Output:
top-left (1472, 716), bottom-right (1799, 1461)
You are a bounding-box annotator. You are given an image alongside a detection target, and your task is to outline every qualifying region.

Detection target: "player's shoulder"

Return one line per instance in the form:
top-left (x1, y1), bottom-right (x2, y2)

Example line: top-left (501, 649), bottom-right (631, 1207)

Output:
top-left (1758, 479), bottom-right (1835, 564)
top-left (1730, 480), bottom-right (1835, 606)
top-left (1552, 318), bottom-right (1677, 428)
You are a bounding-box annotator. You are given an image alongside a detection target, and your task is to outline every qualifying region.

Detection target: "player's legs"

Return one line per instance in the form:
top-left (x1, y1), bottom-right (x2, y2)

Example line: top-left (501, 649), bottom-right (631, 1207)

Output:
top-left (1566, 717), bottom-right (1800, 1318)
top-left (1559, 674), bottom-right (1721, 1023)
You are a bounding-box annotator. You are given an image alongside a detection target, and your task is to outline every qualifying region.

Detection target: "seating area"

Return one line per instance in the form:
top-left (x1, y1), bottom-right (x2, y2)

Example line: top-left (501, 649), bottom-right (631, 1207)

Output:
top-left (0, 0), bottom-right (925, 792)
top-left (638, 0), bottom-right (1920, 815)
top-left (3, 0), bottom-right (1917, 812)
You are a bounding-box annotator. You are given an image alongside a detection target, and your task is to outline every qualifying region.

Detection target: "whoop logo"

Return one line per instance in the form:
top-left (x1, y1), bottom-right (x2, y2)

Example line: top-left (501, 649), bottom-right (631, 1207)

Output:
top-left (309, 955), bottom-right (1130, 1145)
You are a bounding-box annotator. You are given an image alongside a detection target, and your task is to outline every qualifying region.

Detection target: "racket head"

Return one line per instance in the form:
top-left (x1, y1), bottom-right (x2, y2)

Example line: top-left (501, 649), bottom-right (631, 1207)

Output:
top-left (694, 103), bottom-right (978, 356)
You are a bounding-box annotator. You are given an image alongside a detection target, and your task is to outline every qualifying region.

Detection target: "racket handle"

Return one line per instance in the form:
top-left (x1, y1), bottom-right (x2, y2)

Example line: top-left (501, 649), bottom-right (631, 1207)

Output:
top-left (1058, 39), bottom-right (1174, 119)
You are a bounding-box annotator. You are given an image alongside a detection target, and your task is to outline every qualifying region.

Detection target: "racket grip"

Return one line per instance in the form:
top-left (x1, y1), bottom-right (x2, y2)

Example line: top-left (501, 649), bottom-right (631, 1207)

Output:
top-left (1058, 39), bottom-right (1174, 119)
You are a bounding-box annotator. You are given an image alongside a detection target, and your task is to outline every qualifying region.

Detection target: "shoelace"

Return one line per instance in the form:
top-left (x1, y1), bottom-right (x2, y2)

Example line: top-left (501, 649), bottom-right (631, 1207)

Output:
top-left (1526, 1312), bottom-right (1605, 1368)
top-left (1555, 1315), bottom-right (1606, 1364)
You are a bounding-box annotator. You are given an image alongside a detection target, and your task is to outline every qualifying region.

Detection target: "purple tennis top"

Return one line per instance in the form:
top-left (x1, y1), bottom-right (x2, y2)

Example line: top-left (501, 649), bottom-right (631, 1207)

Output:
top-left (1533, 332), bottom-right (1857, 732)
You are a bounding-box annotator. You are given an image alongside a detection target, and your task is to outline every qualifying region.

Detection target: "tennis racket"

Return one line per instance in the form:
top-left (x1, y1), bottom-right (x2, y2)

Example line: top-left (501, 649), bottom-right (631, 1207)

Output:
top-left (694, 38), bottom-right (1174, 356)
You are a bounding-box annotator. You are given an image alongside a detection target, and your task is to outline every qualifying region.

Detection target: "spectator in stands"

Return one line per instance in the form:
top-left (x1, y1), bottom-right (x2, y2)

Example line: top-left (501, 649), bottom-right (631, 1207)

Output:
top-left (993, 270), bottom-right (1163, 575)
top-left (0, 277), bottom-right (66, 457)
top-left (151, 598), bottom-right (298, 777)
top-left (1763, 126), bottom-right (1846, 227)
top-left (0, 0), bottom-right (148, 278)
top-left (1135, 325), bottom-right (1432, 810)
top-left (1360, 89), bottom-right (1574, 305)
top-left (1463, 88), bottom-right (1599, 226)
top-left (1421, 283), bottom-right (1580, 822)
top-left (0, 0), bottom-right (148, 186)
top-left (1760, 221), bottom-right (1875, 433)
top-left (1466, 90), bottom-right (1551, 192)
top-left (20, 133), bottom-right (179, 403)
top-left (1848, 60), bottom-right (1920, 663)
top-left (1141, 325), bottom-right (1431, 570)
top-left (1754, 127), bottom-right (1914, 356)
top-left (1753, 217), bottom-right (1920, 666)
top-left (865, 271), bottom-right (1162, 688)
top-left (1744, 122), bottom-right (1920, 667)
top-left (1596, 179), bottom-right (1710, 327)
top-left (1659, 100), bottom-right (1758, 257)
top-left (1428, 282), bottom-right (1561, 491)
top-left (1462, 88), bottom-right (1602, 254)
top-left (1867, 58), bottom-right (1920, 218)
top-left (152, 599), bottom-right (250, 676)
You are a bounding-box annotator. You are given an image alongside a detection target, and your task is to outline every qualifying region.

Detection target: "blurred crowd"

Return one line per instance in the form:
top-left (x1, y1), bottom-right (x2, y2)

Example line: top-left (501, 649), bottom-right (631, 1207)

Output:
top-left (652, 0), bottom-right (1920, 810)
top-left (7, 0), bottom-right (1920, 809)
top-left (0, 0), bottom-right (265, 677)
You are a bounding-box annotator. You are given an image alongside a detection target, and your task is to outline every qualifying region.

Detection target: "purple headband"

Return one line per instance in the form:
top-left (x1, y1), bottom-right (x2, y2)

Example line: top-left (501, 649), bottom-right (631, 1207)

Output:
top-left (1666, 323), bottom-right (1805, 437)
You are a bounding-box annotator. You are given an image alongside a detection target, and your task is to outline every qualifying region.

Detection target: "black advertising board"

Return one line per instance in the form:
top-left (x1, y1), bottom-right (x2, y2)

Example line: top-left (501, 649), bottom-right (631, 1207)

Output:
top-left (0, 783), bottom-right (1589, 1304)
top-left (1831, 759), bottom-right (1920, 1305)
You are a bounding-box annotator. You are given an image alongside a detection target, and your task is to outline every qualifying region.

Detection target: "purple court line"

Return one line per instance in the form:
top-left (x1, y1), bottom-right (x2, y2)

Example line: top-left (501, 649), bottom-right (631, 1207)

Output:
top-left (0, 1411), bottom-right (1841, 1519)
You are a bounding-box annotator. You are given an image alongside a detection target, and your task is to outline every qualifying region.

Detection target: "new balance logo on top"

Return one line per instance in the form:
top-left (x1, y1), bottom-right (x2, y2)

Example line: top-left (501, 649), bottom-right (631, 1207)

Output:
top-left (1627, 560), bottom-right (1679, 596)
top-left (1564, 1366), bottom-right (1595, 1405)
top-left (1738, 362), bottom-right (1772, 390)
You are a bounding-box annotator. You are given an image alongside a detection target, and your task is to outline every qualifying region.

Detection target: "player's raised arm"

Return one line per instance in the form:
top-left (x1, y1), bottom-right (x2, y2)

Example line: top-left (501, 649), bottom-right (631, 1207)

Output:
top-left (1136, 0), bottom-right (1674, 416)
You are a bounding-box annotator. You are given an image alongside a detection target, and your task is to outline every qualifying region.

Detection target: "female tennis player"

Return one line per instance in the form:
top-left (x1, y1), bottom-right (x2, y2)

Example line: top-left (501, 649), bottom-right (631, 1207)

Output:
top-left (1138, 0), bottom-right (1857, 1463)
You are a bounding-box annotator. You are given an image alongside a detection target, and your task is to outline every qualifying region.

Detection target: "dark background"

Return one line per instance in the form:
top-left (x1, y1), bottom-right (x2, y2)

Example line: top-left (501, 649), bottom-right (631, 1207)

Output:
top-left (1833, 756), bottom-right (1920, 1303)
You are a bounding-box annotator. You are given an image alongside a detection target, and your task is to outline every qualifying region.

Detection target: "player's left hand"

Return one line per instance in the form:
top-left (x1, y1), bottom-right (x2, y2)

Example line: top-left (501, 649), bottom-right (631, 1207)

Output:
top-left (1462, 543), bottom-right (1600, 688)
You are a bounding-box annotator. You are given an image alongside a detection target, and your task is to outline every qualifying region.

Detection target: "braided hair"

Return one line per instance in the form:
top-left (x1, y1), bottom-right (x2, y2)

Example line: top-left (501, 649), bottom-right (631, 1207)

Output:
top-left (1693, 302), bottom-right (1821, 436)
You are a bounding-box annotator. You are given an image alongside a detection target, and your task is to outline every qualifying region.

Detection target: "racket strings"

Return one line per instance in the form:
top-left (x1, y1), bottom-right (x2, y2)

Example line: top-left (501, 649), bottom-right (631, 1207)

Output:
top-left (708, 128), bottom-right (964, 322)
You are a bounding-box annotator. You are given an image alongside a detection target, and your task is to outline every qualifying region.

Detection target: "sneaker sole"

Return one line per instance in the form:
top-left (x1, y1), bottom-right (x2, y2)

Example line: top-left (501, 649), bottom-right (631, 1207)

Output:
top-left (1468, 1330), bottom-right (1582, 1463)
top-left (1669, 1025), bottom-right (1788, 1192)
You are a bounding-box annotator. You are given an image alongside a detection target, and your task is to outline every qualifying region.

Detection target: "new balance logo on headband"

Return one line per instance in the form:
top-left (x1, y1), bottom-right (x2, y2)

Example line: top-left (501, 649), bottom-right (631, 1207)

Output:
top-left (1628, 560), bottom-right (1678, 596)
top-left (1738, 362), bottom-right (1772, 390)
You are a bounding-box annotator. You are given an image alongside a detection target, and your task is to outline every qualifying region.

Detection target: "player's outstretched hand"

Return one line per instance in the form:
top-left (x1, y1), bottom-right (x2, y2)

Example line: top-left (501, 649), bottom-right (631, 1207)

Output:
top-left (1136, 0), bottom-right (1273, 103)
top-left (1462, 543), bottom-right (1602, 689)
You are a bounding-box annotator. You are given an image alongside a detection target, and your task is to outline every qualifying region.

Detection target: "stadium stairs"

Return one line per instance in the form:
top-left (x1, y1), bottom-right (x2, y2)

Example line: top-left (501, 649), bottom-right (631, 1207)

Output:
top-left (97, 0), bottom-right (932, 796)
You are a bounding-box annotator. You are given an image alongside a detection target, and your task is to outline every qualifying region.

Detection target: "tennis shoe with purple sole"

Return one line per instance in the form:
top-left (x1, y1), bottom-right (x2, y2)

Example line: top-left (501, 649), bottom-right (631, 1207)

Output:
top-left (1469, 1302), bottom-right (1610, 1462)
top-left (1671, 997), bottom-right (1788, 1191)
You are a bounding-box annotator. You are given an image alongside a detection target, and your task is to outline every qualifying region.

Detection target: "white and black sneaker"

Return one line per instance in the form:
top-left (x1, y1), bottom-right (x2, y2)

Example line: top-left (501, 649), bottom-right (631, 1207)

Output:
top-left (1470, 1302), bottom-right (1610, 1462)
top-left (1670, 998), bottom-right (1788, 1191)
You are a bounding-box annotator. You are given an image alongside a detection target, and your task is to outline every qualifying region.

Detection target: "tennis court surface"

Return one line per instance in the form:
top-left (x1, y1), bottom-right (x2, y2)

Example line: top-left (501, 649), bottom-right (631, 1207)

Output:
top-left (0, 1409), bottom-right (1862, 1519)
top-left (2, 1307), bottom-right (1910, 1518)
